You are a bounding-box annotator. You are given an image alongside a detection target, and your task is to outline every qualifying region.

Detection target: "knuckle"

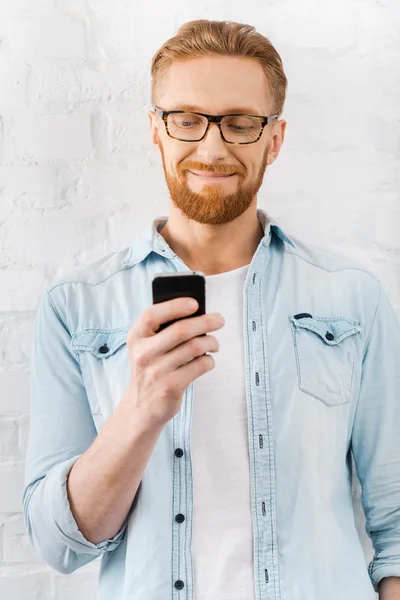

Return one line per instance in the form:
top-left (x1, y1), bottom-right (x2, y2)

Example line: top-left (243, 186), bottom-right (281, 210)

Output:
top-left (141, 313), bottom-right (154, 331)
top-left (147, 365), bottom-right (160, 381)
top-left (174, 322), bottom-right (188, 343)
top-left (160, 377), bottom-right (174, 397)
top-left (135, 349), bottom-right (150, 368)
top-left (190, 337), bottom-right (203, 355)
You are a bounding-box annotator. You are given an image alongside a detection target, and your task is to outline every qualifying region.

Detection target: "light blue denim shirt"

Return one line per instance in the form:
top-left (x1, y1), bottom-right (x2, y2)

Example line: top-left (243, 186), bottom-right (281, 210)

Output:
top-left (23, 208), bottom-right (400, 600)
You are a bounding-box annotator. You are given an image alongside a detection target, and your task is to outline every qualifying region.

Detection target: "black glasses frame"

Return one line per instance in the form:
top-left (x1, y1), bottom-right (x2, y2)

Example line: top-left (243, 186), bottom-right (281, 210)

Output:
top-left (153, 106), bottom-right (279, 145)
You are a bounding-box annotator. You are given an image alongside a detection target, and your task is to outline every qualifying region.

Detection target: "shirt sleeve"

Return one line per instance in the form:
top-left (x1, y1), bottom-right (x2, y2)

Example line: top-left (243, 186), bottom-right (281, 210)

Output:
top-left (22, 289), bottom-right (129, 574)
top-left (351, 281), bottom-right (400, 592)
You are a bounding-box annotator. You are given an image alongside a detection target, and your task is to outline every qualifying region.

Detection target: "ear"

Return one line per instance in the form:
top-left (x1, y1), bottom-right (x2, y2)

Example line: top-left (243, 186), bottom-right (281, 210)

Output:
top-left (148, 110), bottom-right (159, 147)
top-left (266, 119), bottom-right (287, 166)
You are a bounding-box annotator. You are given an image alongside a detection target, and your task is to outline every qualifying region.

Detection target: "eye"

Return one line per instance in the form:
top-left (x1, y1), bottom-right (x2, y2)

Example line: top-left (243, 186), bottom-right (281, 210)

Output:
top-left (226, 117), bottom-right (256, 132)
top-left (169, 113), bottom-right (205, 130)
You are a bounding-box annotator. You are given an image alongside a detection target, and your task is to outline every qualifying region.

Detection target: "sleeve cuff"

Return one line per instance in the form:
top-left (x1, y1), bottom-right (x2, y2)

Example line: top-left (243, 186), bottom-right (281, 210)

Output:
top-left (42, 455), bottom-right (128, 555)
top-left (369, 559), bottom-right (400, 592)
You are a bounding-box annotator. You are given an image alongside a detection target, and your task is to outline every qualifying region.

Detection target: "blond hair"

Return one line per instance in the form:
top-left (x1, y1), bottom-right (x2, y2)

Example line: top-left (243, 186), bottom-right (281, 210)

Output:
top-left (151, 20), bottom-right (288, 116)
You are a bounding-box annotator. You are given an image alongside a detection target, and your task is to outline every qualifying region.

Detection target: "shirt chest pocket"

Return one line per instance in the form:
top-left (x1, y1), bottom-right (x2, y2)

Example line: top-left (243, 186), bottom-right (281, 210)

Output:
top-left (72, 327), bottom-right (131, 422)
top-left (289, 314), bottom-right (362, 407)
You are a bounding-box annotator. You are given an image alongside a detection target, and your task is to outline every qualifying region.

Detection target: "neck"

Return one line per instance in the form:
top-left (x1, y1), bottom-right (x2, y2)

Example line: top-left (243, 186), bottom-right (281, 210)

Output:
top-left (158, 208), bottom-right (266, 276)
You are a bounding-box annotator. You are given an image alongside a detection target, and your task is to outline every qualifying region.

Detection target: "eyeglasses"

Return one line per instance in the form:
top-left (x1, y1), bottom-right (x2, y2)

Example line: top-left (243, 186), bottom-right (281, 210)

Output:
top-left (154, 106), bottom-right (278, 145)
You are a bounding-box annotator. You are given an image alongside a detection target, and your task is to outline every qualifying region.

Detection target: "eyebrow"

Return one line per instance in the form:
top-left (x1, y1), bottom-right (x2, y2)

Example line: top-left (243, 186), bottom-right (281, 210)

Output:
top-left (170, 104), bottom-right (262, 115)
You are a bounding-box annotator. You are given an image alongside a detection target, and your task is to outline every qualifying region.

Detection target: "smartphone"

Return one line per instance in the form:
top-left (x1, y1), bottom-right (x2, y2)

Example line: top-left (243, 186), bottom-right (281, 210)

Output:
top-left (152, 271), bottom-right (206, 334)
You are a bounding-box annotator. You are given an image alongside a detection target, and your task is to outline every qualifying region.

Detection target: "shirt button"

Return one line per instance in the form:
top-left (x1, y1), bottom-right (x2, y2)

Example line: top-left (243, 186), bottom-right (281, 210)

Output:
top-left (325, 332), bottom-right (335, 341)
top-left (175, 513), bottom-right (185, 523)
top-left (175, 580), bottom-right (184, 590)
top-left (175, 448), bottom-right (183, 457)
top-left (99, 344), bottom-right (109, 354)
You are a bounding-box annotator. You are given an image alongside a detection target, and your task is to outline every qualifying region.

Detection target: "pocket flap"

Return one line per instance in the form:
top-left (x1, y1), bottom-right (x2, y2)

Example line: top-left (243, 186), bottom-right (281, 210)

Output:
top-left (71, 326), bottom-right (130, 358)
top-left (289, 314), bottom-right (362, 345)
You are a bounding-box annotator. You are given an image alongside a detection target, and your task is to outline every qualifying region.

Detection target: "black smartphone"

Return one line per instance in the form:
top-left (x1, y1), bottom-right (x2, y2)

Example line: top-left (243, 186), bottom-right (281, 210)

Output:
top-left (152, 271), bottom-right (206, 334)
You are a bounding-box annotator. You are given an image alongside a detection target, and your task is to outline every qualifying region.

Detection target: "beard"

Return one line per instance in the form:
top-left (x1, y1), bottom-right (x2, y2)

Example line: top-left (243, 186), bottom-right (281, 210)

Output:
top-left (158, 140), bottom-right (271, 225)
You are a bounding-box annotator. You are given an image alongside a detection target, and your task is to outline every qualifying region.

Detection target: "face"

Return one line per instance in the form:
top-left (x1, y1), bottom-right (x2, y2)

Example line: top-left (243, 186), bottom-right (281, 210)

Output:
top-left (149, 55), bottom-right (286, 225)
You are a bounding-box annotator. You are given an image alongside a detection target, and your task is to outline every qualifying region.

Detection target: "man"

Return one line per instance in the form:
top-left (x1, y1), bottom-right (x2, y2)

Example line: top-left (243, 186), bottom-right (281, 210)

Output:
top-left (23, 19), bottom-right (400, 600)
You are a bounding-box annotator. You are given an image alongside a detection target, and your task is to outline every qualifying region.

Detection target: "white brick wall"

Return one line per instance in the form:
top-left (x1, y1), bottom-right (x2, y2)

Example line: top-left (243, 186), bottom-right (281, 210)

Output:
top-left (0, 1), bottom-right (399, 598)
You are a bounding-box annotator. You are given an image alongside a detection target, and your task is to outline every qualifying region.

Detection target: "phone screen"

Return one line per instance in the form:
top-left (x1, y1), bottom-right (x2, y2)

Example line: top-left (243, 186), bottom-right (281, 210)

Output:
top-left (152, 272), bottom-right (206, 333)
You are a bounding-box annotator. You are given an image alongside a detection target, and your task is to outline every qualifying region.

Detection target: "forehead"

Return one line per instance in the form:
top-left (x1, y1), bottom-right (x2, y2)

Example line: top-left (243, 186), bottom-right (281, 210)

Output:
top-left (157, 55), bottom-right (271, 115)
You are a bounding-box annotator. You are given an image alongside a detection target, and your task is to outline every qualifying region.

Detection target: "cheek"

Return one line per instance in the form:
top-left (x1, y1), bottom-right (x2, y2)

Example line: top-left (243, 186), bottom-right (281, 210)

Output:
top-left (172, 148), bottom-right (198, 176)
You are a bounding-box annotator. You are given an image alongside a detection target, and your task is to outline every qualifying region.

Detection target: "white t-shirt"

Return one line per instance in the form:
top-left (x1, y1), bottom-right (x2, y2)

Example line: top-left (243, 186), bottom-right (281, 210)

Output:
top-left (191, 263), bottom-right (255, 600)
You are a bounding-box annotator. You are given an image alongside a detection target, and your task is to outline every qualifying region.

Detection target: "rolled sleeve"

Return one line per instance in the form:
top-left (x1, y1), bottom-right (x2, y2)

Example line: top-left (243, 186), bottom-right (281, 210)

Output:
top-left (351, 281), bottom-right (400, 592)
top-left (23, 289), bottom-right (128, 574)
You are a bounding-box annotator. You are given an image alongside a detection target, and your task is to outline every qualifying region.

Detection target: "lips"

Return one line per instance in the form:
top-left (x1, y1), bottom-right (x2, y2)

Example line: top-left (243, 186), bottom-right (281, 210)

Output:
top-left (188, 170), bottom-right (233, 178)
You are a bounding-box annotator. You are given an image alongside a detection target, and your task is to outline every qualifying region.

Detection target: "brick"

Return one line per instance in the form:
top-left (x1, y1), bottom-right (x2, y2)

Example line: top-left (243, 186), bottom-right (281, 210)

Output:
top-left (18, 417), bottom-right (30, 463)
top-left (10, 17), bottom-right (86, 60)
top-left (3, 515), bottom-right (40, 564)
top-left (0, 269), bottom-right (47, 312)
top-left (28, 60), bottom-right (80, 109)
top-left (86, 2), bottom-right (169, 59)
top-left (0, 18), bottom-right (10, 58)
top-left (352, 0), bottom-right (400, 61)
top-left (8, 114), bottom-right (92, 162)
top-left (0, 572), bottom-right (50, 599)
top-left (0, 371), bottom-right (30, 415)
top-left (101, 106), bottom-right (150, 167)
top-left (0, 1), bottom-right (54, 18)
top-left (0, 515), bottom-right (3, 562)
top-left (0, 316), bottom-right (34, 368)
top-left (266, 0), bottom-right (355, 49)
top-left (2, 210), bottom-right (108, 265)
top-left (79, 61), bottom-right (143, 104)
top-left (0, 166), bottom-right (58, 212)
top-left (86, 12), bottom-right (138, 60)
top-left (74, 164), bottom-right (163, 245)
top-left (0, 59), bottom-right (28, 111)
top-left (0, 419), bottom-right (19, 461)
top-left (0, 466), bottom-right (25, 513)
top-left (0, 116), bottom-right (4, 162)
top-left (55, 0), bottom-right (92, 19)
top-left (52, 563), bottom-right (100, 600)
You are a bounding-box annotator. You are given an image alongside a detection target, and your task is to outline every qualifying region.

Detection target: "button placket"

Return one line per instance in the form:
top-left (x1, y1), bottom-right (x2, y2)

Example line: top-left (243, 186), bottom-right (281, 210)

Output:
top-left (171, 290), bottom-right (195, 598)
top-left (246, 264), bottom-right (280, 599)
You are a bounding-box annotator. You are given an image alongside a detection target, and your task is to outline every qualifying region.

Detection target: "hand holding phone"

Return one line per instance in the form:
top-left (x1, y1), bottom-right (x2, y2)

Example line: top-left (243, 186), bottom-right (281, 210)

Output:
top-left (124, 276), bottom-right (225, 427)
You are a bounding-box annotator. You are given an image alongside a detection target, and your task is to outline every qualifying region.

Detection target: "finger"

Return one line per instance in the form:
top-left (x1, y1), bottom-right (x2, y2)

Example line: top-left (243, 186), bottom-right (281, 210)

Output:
top-left (144, 312), bottom-right (224, 357)
top-left (156, 334), bottom-right (219, 374)
top-left (168, 353), bottom-right (216, 390)
top-left (134, 297), bottom-right (198, 339)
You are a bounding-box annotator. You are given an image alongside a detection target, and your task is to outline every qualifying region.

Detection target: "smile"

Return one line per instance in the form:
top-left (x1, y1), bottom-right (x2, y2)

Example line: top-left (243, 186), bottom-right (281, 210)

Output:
top-left (188, 170), bottom-right (234, 179)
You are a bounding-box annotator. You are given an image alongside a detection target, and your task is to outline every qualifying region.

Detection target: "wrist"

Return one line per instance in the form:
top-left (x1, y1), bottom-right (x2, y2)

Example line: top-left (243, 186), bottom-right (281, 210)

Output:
top-left (119, 388), bottom-right (166, 433)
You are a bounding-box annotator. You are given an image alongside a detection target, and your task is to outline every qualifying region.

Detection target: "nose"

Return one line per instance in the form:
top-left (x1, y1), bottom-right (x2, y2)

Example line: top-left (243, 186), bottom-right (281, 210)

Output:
top-left (196, 122), bottom-right (229, 162)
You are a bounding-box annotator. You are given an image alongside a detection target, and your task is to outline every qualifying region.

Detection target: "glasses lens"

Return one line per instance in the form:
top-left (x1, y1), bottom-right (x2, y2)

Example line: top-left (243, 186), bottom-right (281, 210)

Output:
top-left (167, 112), bottom-right (208, 141)
top-left (221, 115), bottom-right (262, 143)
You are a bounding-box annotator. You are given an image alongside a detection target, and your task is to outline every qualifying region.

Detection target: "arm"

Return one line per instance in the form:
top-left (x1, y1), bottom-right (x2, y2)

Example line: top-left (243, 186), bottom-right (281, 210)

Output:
top-left (379, 577), bottom-right (400, 600)
top-left (351, 281), bottom-right (400, 593)
top-left (23, 290), bottom-right (162, 573)
top-left (67, 389), bottom-right (164, 544)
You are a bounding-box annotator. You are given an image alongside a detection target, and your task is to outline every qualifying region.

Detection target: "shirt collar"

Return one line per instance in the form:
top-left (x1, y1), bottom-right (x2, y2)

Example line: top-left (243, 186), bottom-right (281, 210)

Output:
top-left (121, 208), bottom-right (295, 268)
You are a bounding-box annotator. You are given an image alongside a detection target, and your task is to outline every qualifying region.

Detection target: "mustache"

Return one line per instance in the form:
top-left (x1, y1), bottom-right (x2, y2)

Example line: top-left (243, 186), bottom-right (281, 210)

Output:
top-left (177, 161), bottom-right (246, 178)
